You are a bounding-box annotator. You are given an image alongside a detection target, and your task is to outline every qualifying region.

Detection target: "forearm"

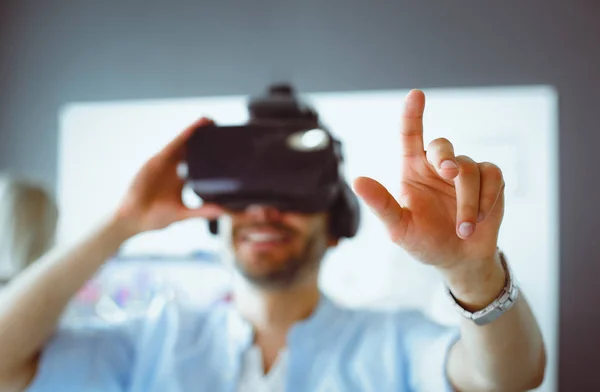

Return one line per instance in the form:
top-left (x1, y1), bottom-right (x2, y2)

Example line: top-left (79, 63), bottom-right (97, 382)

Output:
top-left (442, 253), bottom-right (546, 391)
top-left (0, 214), bottom-right (135, 377)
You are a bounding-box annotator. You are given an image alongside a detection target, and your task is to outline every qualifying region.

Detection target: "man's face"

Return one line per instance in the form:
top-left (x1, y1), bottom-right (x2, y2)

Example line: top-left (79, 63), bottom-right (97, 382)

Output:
top-left (228, 205), bottom-right (337, 290)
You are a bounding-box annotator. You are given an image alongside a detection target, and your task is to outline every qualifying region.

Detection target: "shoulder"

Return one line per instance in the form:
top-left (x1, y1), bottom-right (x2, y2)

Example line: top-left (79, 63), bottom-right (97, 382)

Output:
top-left (25, 318), bottom-right (141, 391)
top-left (336, 304), bottom-right (459, 392)
top-left (26, 299), bottom-right (228, 391)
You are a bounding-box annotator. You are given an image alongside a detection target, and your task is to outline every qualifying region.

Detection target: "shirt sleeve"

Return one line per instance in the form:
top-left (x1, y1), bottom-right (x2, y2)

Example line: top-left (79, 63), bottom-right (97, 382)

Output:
top-left (25, 320), bottom-right (139, 392)
top-left (399, 311), bottom-right (461, 392)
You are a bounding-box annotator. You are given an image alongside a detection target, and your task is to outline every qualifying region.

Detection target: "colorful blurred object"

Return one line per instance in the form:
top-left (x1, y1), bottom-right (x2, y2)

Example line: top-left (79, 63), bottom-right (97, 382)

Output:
top-left (63, 252), bottom-right (232, 326)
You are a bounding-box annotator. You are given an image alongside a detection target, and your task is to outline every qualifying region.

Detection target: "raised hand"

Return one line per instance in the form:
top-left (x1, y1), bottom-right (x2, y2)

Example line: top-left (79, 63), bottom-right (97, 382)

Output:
top-left (115, 117), bottom-right (224, 235)
top-left (353, 90), bottom-right (505, 271)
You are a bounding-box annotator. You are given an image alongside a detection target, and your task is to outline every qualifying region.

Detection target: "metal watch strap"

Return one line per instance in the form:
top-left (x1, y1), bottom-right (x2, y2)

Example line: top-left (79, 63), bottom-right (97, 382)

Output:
top-left (447, 250), bottom-right (519, 326)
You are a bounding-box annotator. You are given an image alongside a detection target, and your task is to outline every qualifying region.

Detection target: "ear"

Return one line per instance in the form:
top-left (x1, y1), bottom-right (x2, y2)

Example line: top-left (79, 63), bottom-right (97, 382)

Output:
top-left (327, 237), bottom-right (339, 247)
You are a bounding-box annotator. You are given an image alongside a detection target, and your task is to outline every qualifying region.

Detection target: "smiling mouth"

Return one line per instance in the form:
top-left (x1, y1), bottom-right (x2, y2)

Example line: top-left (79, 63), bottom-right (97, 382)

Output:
top-left (237, 226), bottom-right (294, 246)
top-left (243, 230), bottom-right (291, 242)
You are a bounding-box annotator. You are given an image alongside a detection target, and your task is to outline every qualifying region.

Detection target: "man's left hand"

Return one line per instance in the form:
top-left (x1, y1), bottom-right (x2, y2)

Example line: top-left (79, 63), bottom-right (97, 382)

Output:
top-left (354, 89), bottom-right (506, 306)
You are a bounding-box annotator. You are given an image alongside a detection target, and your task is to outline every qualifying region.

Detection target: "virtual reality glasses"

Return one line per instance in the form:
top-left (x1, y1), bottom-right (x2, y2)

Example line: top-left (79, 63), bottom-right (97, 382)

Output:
top-left (184, 84), bottom-right (360, 239)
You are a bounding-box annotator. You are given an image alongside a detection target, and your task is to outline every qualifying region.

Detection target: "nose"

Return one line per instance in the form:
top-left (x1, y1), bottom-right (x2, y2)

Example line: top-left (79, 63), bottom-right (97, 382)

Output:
top-left (245, 204), bottom-right (283, 222)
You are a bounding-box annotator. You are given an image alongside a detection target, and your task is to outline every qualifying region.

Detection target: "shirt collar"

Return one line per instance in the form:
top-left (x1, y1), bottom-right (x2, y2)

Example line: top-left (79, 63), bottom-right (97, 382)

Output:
top-left (226, 292), bottom-right (344, 349)
top-left (288, 293), bottom-right (342, 340)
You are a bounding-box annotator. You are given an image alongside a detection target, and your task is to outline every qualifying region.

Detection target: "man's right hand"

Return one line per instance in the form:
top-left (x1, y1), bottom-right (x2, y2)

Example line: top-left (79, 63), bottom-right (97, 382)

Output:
top-left (114, 117), bottom-right (225, 236)
top-left (0, 117), bottom-right (227, 390)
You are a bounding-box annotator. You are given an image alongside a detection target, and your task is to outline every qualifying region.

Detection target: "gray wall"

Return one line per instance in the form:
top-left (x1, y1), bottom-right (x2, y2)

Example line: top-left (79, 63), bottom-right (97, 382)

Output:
top-left (1, 1), bottom-right (599, 389)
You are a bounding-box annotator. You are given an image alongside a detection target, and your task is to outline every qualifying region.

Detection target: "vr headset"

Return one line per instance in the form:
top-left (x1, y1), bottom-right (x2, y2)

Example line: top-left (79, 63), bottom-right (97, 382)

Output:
top-left (184, 83), bottom-right (360, 239)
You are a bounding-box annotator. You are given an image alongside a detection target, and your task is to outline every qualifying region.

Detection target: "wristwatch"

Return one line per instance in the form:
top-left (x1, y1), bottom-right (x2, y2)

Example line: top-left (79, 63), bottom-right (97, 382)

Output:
top-left (447, 250), bottom-right (520, 326)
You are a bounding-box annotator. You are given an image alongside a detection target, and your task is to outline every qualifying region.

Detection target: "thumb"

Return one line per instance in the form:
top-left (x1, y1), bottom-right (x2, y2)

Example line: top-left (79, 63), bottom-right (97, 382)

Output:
top-left (353, 176), bottom-right (406, 244)
top-left (178, 203), bottom-right (225, 221)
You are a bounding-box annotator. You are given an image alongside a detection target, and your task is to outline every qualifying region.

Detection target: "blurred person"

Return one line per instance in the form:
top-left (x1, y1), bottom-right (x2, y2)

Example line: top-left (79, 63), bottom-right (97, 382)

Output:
top-left (0, 90), bottom-right (546, 392)
top-left (0, 175), bottom-right (58, 289)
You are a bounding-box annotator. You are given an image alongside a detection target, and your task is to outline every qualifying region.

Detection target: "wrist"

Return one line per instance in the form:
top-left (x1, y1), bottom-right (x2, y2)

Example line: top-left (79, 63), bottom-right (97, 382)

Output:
top-left (108, 209), bottom-right (143, 242)
top-left (438, 251), bottom-right (506, 311)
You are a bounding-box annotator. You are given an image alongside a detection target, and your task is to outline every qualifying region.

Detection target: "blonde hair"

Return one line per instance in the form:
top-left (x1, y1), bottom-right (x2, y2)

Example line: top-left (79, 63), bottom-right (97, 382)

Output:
top-left (0, 175), bottom-right (58, 282)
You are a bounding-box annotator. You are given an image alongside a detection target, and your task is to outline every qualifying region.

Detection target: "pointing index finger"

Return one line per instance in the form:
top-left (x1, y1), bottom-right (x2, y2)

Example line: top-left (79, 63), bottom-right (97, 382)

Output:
top-left (400, 90), bottom-right (426, 157)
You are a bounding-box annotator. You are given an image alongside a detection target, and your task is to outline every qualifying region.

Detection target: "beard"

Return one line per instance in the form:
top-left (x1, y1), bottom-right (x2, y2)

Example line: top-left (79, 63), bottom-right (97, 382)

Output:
top-left (232, 225), bottom-right (329, 290)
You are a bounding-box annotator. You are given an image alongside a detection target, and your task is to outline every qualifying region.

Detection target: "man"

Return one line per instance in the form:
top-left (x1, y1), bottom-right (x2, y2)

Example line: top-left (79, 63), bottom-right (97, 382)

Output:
top-left (0, 90), bottom-right (546, 391)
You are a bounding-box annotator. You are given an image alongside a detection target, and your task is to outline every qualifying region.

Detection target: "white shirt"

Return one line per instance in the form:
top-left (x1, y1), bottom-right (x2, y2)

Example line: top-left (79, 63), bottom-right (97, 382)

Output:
top-left (237, 345), bottom-right (288, 392)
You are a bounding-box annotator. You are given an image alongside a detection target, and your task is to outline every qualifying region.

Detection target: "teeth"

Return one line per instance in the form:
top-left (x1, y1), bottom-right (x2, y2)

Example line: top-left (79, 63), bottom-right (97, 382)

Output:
top-left (246, 233), bottom-right (284, 242)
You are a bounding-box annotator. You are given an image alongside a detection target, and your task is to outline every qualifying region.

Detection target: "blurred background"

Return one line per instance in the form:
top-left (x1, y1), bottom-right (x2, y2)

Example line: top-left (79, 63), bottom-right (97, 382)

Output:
top-left (0, 1), bottom-right (598, 391)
